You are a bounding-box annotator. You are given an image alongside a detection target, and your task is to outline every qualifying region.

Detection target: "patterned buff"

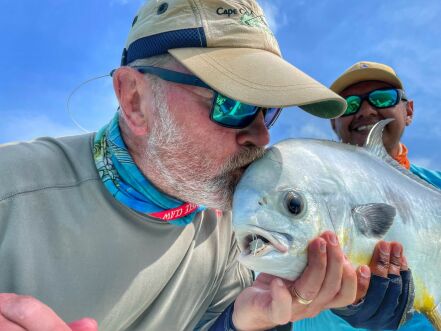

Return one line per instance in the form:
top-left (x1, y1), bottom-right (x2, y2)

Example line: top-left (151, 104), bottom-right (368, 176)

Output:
top-left (93, 113), bottom-right (205, 226)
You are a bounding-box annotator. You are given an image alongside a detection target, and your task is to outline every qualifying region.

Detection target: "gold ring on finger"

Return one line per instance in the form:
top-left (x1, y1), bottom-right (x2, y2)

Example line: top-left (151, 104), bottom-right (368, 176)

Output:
top-left (292, 286), bottom-right (313, 305)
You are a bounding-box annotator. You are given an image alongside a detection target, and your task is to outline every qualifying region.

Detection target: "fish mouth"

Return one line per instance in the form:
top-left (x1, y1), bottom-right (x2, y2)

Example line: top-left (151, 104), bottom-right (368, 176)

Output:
top-left (240, 225), bottom-right (292, 257)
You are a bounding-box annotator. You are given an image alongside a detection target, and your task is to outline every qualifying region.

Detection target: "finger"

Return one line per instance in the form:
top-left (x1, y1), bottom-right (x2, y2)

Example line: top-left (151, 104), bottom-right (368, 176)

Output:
top-left (354, 265), bottom-right (371, 303)
top-left (254, 273), bottom-right (278, 286)
top-left (369, 241), bottom-right (390, 277)
top-left (290, 237), bottom-right (327, 302)
top-left (401, 255), bottom-right (409, 271)
top-left (388, 242), bottom-right (403, 276)
top-left (0, 315), bottom-right (26, 331)
top-left (68, 318), bottom-right (98, 331)
top-left (324, 257), bottom-right (357, 308)
top-left (0, 295), bottom-right (71, 331)
top-left (0, 293), bottom-right (19, 304)
top-left (267, 279), bottom-right (292, 325)
top-left (312, 232), bottom-right (344, 305)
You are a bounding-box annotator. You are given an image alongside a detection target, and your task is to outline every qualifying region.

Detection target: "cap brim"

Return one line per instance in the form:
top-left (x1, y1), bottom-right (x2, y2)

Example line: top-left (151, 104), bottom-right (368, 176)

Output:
top-left (168, 47), bottom-right (346, 119)
top-left (330, 68), bottom-right (404, 94)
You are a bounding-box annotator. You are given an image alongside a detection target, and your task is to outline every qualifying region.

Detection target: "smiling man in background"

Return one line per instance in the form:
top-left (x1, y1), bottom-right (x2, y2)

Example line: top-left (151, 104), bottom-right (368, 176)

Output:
top-left (331, 61), bottom-right (440, 189)
top-left (294, 61), bottom-right (440, 331)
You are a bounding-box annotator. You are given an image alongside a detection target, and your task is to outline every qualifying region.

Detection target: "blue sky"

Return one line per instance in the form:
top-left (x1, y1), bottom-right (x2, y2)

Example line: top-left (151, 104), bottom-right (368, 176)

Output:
top-left (0, 0), bottom-right (440, 169)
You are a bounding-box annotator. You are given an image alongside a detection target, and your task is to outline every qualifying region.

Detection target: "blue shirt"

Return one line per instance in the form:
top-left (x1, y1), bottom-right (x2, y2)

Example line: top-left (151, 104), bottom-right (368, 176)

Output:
top-left (410, 164), bottom-right (441, 188)
top-left (293, 309), bottom-right (434, 331)
top-left (293, 163), bottom-right (440, 331)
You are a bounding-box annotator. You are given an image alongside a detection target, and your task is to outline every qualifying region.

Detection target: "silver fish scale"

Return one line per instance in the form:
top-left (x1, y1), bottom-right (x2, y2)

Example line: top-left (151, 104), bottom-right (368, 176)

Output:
top-left (232, 124), bottom-right (441, 327)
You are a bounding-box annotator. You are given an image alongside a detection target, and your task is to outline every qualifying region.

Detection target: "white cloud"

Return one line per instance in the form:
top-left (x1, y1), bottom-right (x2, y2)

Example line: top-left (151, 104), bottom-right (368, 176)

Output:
top-left (0, 78), bottom-right (116, 143)
top-left (64, 75), bottom-right (120, 132)
top-left (298, 123), bottom-right (332, 139)
top-left (257, 0), bottom-right (288, 34)
top-left (410, 157), bottom-right (435, 169)
top-left (0, 113), bottom-right (81, 143)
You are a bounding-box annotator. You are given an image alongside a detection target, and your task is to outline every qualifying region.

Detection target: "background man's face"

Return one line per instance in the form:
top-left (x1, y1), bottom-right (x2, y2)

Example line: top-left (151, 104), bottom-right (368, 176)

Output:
top-left (331, 81), bottom-right (412, 152)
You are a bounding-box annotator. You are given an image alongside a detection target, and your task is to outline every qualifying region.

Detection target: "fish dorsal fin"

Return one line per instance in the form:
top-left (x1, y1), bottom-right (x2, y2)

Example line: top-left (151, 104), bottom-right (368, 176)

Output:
top-left (364, 118), bottom-right (393, 158)
top-left (364, 119), bottom-right (441, 195)
top-left (352, 203), bottom-right (396, 238)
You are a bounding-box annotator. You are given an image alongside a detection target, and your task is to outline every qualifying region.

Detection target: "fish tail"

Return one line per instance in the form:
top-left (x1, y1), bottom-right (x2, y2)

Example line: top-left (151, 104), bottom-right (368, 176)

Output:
top-left (425, 303), bottom-right (441, 331)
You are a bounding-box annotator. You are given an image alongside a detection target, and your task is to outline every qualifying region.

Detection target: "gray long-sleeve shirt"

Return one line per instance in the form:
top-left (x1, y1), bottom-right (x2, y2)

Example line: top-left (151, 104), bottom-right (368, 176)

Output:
top-left (0, 134), bottom-right (252, 330)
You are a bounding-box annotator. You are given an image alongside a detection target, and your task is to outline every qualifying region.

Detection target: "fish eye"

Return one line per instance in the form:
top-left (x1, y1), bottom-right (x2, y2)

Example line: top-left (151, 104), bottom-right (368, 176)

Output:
top-left (284, 191), bottom-right (304, 216)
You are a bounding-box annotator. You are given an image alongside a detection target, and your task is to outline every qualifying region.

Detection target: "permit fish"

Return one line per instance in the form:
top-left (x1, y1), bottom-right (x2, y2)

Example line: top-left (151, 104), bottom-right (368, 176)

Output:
top-left (232, 119), bottom-right (441, 329)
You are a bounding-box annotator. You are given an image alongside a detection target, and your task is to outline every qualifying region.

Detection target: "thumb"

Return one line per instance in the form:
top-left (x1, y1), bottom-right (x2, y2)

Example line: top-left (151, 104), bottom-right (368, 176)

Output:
top-left (68, 317), bottom-right (98, 331)
top-left (268, 278), bottom-right (291, 325)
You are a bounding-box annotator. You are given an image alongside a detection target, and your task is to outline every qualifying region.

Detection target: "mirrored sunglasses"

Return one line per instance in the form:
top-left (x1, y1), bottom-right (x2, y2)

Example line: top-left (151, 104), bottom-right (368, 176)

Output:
top-left (342, 88), bottom-right (407, 117)
top-left (112, 66), bottom-right (282, 129)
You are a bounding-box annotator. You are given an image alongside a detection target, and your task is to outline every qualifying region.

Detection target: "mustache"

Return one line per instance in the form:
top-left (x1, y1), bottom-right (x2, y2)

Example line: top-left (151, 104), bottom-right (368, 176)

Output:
top-left (221, 145), bottom-right (266, 174)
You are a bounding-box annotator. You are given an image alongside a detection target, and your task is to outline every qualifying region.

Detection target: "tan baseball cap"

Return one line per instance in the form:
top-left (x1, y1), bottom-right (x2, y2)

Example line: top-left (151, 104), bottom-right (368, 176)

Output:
top-left (122, 0), bottom-right (346, 119)
top-left (330, 61), bottom-right (404, 94)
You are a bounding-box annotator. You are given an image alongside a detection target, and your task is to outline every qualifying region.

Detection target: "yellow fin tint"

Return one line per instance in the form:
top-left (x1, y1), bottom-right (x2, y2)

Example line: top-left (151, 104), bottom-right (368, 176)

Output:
top-left (413, 278), bottom-right (440, 330)
top-left (414, 278), bottom-right (436, 313)
top-left (339, 228), bottom-right (372, 267)
top-left (346, 251), bottom-right (371, 267)
top-left (337, 228), bottom-right (350, 248)
top-left (426, 308), bottom-right (441, 331)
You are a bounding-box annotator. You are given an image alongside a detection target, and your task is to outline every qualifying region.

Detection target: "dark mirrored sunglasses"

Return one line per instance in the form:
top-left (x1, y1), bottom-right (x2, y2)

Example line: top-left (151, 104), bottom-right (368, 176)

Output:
top-left (111, 66), bottom-right (282, 129)
top-left (211, 93), bottom-right (282, 129)
top-left (342, 88), bottom-right (407, 117)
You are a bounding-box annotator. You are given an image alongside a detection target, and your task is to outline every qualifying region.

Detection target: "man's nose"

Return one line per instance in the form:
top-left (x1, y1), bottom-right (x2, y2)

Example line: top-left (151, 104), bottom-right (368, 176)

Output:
top-left (356, 100), bottom-right (378, 118)
top-left (236, 111), bottom-right (270, 147)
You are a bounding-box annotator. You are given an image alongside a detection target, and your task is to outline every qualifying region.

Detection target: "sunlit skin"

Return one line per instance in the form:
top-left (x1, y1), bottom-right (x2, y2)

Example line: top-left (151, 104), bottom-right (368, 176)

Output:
top-left (331, 80), bottom-right (414, 158)
top-left (114, 62), bottom-right (269, 207)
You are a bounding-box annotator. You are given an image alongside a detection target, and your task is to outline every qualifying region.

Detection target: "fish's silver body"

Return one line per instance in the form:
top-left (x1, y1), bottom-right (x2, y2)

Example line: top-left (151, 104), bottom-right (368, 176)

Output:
top-left (233, 120), bottom-right (441, 321)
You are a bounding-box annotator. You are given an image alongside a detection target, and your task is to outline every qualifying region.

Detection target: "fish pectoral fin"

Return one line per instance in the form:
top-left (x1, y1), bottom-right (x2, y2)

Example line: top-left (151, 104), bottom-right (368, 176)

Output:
top-left (352, 203), bottom-right (396, 238)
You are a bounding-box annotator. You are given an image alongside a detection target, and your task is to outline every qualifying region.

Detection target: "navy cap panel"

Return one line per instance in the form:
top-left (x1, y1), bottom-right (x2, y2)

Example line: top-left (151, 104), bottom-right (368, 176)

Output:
top-left (123, 27), bottom-right (207, 65)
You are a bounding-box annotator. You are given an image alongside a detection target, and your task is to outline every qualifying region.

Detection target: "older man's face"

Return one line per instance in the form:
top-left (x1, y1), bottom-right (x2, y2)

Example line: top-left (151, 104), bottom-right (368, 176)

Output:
top-left (332, 81), bottom-right (412, 153)
top-left (143, 63), bottom-right (269, 210)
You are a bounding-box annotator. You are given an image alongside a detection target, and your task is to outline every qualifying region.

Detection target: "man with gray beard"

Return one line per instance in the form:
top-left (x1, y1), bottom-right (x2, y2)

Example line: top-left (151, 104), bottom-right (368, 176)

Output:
top-left (0, 1), bottom-right (385, 330)
top-left (142, 72), bottom-right (264, 210)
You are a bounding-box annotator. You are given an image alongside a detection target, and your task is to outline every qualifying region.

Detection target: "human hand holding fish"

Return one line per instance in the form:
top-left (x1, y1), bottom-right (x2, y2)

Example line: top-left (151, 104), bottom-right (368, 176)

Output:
top-left (230, 235), bottom-right (409, 330)
top-left (332, 240), bottom-right (413, 329)
top-left (352, 241), bottom-right (407, 304)
top-left (232, 231), bottom-right (359, 329)
top-left (0, 293), bottom-right (98, 331)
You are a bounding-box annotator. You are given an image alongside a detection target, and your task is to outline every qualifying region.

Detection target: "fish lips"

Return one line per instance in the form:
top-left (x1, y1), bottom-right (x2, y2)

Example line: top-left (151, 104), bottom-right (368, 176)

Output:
top-left (236, 225), bottom-right (292, 257)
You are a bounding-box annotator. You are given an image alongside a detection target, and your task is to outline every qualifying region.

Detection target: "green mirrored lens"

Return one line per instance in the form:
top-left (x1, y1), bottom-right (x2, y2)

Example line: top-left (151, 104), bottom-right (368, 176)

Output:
top-left (369, 89), bottom-right (398, 108)
top-left (345, 96), bottom-right (361, 115)
top-left (212, 94), bottom-right (258, 127)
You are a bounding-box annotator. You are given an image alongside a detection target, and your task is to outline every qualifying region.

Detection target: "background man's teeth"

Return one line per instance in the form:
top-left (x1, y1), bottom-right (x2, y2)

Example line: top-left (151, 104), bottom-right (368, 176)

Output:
top-left (357, 124), bottom-right (374, 132)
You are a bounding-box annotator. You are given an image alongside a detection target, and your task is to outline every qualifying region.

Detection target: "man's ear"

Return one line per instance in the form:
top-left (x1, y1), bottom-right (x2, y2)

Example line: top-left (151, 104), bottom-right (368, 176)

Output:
top-left (405, 100), bottom-right (414, 126)
top-left (112, 67), bottom-right (151, 136)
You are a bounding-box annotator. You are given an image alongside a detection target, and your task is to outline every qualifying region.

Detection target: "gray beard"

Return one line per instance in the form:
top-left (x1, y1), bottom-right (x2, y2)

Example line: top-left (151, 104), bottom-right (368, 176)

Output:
top-left (144, 82), bottom-right (265, 210)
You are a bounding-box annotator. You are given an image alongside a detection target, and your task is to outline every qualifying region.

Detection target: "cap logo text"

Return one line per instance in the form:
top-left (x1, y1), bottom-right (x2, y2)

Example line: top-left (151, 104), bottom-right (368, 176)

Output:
top-left (217, 7), bottom-right (238, 16)
top-left (215, 5), bottom-right (271, 35)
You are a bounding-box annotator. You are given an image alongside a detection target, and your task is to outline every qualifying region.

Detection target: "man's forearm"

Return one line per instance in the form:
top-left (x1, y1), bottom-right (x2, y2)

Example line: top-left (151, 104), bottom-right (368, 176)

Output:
top-left (208, 303), bottom-right (292, 331)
